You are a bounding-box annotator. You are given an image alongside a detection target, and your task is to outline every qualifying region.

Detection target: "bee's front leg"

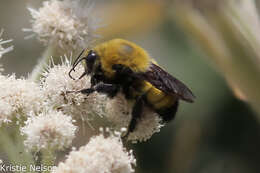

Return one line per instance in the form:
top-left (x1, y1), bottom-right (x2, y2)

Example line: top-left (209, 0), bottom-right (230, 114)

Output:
top-left (79, 88), bottom-right (95, 95)
top-left (90, 75), bottom-right (99, 87)
top-left (79, 83), bottom-right (120, 98)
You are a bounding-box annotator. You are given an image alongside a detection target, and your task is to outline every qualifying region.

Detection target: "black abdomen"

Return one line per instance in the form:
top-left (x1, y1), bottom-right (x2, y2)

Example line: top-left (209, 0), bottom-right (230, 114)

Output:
top-left (156, 100), bottom-right (179, 122)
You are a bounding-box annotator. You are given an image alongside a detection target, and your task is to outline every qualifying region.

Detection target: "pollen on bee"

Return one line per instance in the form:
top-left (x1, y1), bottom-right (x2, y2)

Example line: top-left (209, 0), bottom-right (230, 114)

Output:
top-left (119, 43), bottom-right (134, 55)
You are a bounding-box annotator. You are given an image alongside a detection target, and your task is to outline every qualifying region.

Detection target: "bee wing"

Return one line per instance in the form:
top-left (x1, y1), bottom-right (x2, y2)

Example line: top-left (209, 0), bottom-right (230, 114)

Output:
top-left (140, 63), bottom-right (195, 102)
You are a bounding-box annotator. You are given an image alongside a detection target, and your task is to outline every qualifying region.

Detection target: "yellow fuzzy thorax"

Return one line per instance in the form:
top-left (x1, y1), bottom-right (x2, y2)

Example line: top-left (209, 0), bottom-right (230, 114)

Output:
top-left (94, 39), bottom-right (151, 78)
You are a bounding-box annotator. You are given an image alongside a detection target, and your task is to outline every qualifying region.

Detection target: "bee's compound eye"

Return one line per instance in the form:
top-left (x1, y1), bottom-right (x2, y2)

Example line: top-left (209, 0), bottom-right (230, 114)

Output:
top-left (86, 50), bottom-right (97, 74)
top-left (87, 50), bottom-right (97, 63)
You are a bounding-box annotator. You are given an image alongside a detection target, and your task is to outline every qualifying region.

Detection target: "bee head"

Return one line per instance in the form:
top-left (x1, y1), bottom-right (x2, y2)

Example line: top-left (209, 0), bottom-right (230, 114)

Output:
top-left (69, 49), bottom-right (98, 80)
top-left (85, 50), bottom-right (98, 74)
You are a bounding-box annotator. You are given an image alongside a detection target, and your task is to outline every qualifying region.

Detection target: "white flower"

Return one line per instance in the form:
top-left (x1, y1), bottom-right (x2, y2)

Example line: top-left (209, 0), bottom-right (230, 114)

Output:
top-left (53, 132), bottom-right (136, 173)
top-left (21, 110), bottom-right (77, 151)
top-left (41, 58), bottom-right (107, 121)
top-left (127, 107), bottom-right (164, 143)
top-left (0, 100), bottom-right (13, 124)
top-left (0, 74), bottom-right (44, 124)
top-left (105, 93), bottom-right (133, 128)
top-left (25, 0), bottom-right (101, 50)
top-left (105, 93), bottom-right (164, 142)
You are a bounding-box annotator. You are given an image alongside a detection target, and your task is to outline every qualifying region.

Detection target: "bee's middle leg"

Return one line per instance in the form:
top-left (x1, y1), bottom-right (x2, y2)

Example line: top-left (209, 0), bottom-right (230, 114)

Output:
top-left (79, 83), bottom-right (119, 97)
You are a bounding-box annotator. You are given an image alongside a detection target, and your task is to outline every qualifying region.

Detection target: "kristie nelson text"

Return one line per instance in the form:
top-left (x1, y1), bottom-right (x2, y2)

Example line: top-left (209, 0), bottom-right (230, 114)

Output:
top-left (0, 164), bottom-right (57, 172)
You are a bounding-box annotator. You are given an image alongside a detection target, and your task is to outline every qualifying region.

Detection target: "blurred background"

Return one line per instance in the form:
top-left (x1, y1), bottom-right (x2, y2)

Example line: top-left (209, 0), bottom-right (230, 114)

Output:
top-left (1, 0), bottom-right (260, 173)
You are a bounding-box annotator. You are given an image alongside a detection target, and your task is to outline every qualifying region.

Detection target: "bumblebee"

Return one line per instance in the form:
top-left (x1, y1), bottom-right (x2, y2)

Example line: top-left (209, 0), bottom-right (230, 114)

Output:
top-left (69, 39), bottom-right (195, 136)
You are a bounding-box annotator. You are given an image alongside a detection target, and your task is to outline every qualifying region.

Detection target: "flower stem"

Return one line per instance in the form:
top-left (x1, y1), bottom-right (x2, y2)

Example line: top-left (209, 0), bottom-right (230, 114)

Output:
top-left (0, 125), bottom-right (36, 173)
top-left (30, 45), bottom-right (56, 82)
top-left (41, 149), bottom-right (55, 173)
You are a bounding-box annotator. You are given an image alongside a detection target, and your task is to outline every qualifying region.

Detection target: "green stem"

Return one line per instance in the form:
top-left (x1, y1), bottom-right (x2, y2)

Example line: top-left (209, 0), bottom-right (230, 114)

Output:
top-left (0, 125), bottom-right (36, 173)
top-left (30, 45), bottom-right (56, 82)
top-left (41, 149), bottom-right (55, 173)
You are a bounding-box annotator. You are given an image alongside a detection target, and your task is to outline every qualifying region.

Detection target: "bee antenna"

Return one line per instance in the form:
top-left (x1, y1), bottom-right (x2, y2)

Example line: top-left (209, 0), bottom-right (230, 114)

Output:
top-left (68, 67), bottom-right (76, 80)
top-left (73, 49), bottom-right (86, 67)
top-left (78, 71), bottom-right (88, 80)
top-left (69, 56), bottom-right (87, 80)
top-left (69, 49), bottom-right (87, 80)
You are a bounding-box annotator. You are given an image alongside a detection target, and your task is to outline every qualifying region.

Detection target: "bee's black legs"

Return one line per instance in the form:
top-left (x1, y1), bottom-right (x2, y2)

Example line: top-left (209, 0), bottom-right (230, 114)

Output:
top-left (79, 83), bottom-right (119, 98)
top-left (78, 88), bottom-right (95, 95)
top-left (112, 64), bottom-right (136, 99)
top-left (124, 96), bottom-right (144, 138)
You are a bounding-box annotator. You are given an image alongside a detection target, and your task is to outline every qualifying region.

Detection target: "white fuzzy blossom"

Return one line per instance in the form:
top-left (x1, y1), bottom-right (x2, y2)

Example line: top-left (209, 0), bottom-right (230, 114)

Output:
top-left (105, 93), bottom-right (133, 128)
top-left (41, 58), bottom-right (107, 121)
top-left (21, 110), bottom-right (77, 151)
top-left (25, 0), bottom-right (101, 50)
top-left (0, 75), bottom-right (44, 124)
top-left (53, 132), bottom-right (136, 173)
top-left (127, 107), bottom-right (164, 143)
top-left (0, 99), bottom-right (13, 124)
top-left (105, 93), bottom-right (164, 142)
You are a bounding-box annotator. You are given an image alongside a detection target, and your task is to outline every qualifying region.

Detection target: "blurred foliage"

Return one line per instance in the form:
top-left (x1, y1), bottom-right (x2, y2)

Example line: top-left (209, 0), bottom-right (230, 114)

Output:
top-left (1, 0), bottom-right (260, 173)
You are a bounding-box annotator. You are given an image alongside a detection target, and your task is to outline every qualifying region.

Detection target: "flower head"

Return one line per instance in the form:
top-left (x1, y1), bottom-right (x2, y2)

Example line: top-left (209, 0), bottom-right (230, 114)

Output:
top-left (53, 132), bottom-right (136, 173)
top-left (41, 57), bottom-right (107, 121)
top-left (0, 74), bottom-right (44, 124)
top-left (127, 107), bottom-right (164, 143)
top-left (25, 0), bottom-right (101, 50)
top-left (21, 110), bottom-right (77, 151)
top-left (105, 93), bottom-right (164, 142)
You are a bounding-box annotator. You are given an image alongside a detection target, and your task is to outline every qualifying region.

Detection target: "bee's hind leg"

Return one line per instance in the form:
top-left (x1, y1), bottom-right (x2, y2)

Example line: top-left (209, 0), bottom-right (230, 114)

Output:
top-left (124, 95), bottom-right (145, 138)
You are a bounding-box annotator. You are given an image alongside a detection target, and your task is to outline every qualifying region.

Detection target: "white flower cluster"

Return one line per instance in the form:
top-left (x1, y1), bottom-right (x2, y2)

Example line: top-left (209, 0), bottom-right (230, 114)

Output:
top-left (17, 59), bottom-right (106, 151)
top-left (53, 132), bottom-right (136, 173)
top-left (26, 0), bottom-right (100, 50)
top-left (21, 110), bottom-right (77, 151)
top-left (105, 93), bottom-right (164, 142)
top-left (127, 107), bottom-right (164, 143)
top-left (0, 55), bottom-right (163, 152)
top-left (41, 58), bottom-right (107, 121)
top-left (0, 75), bottom-right (43, 124)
